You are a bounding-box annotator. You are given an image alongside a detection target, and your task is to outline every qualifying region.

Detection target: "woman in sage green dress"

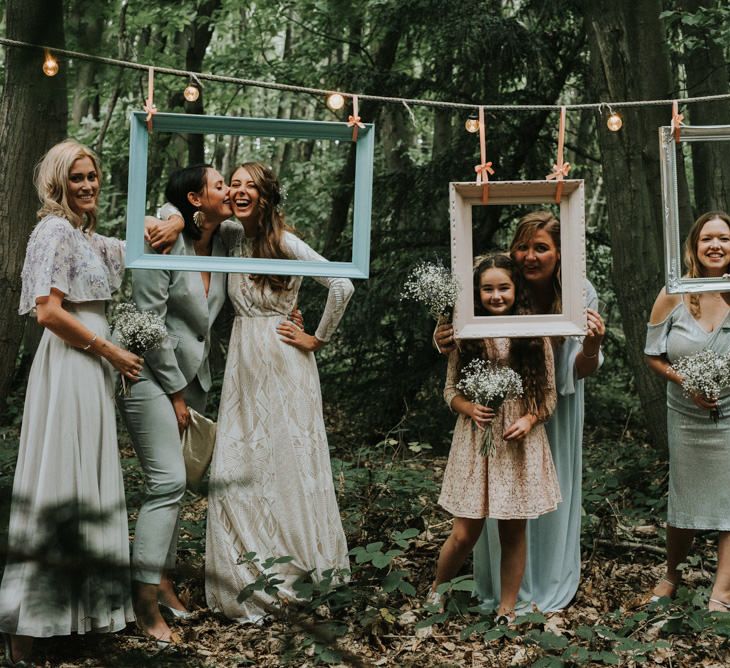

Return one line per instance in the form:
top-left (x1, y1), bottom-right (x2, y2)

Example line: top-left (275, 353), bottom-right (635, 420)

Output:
top-left (642, 211), bottom-right (730, 612)
top-left (435, 210), bottom-right (605, 612)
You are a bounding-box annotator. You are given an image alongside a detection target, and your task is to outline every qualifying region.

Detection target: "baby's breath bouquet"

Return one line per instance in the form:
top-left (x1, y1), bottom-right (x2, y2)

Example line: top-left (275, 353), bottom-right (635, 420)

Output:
top-left (671, 349), bottom-right (730, 423)
top-left (113, 303), bottom-right (167, 395)
top-left (401, 261), bottom-right (461, 322)
top-left (457, 358), bottom-right (524, 455)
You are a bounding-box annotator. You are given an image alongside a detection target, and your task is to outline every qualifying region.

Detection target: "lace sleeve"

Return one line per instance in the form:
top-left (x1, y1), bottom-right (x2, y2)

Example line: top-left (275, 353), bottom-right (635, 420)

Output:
top-left (88, 233), bottom-right (126, 291)
top-left (283, 232), bottom-right (354, 342)
top-left (443, 350), bottom-right (462, 409)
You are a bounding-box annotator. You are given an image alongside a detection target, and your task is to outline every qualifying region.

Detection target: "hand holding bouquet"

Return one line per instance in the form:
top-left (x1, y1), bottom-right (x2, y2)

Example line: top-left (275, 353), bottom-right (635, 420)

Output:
top-left (456, 358), bottom-right (523, 455)
top-left (113, 303), bottom-right (167, 394)
top-left (670, 349), bottom-right (730, 423)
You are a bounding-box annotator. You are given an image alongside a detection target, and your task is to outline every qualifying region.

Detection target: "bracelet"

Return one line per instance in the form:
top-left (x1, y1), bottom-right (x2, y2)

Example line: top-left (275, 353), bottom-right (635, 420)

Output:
top-left (581, 346), bottom-right (599, 359)
top-left (82, 334), bottom-right (97, 351)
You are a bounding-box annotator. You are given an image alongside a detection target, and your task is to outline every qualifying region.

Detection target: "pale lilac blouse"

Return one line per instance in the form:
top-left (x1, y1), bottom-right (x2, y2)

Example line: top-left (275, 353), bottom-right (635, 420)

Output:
top-left (19, 215), bottom-right (125, 315)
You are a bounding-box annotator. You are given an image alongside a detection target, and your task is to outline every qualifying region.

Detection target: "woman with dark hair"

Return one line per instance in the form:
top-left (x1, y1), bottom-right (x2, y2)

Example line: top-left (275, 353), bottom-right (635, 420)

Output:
top-left (642, 211), bottom-right (730, 611)
top-left (205, 162), bottom-right (354, 623)
top-left (116, 164), bottom-right (232, 643)
top-left (435, 210), bottom-right (605, 612)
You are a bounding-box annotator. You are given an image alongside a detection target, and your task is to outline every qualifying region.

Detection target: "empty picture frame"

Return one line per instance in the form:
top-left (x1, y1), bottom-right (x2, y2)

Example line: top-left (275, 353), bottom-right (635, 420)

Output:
top-left (659, 124), bottom-right (730, 294)
top-left (125, 111), bottom-right (374, 278)
top-left (450, 180), bottom-right (587, 338)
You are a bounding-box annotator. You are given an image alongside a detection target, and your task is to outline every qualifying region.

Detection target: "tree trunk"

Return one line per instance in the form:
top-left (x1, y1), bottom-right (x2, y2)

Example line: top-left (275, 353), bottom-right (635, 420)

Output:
top-left (0, 0), bottom-right (68, 419)
top-left (584, 0), bottom-right (681, 452)
top-left (69, 5), bottom-right (104, 124)
top-left (184, 0), bottom-right (223, 165)
top-left (678, 0), bottom-right (730, 216)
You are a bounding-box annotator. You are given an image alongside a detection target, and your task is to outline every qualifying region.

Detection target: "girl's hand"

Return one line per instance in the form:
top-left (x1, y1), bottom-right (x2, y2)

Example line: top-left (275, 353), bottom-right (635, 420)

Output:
top-left (277, 320), bottom-right (323, 353)
top-left (434, 323), bottom-right (456, 355)
top-left (467, 403), bottom-right (495, 430)
top-left (690, 391), bottom-right (718, 411)
top-left (170, 391), bottom-right (190, 435)
top-left (504, 415), bottom-right (536, 441)
top-left (108, 346), bottom-right (143, 382)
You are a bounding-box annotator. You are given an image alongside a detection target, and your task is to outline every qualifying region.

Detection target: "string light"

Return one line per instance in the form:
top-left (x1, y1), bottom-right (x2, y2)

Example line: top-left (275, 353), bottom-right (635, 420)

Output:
top-left (42, 49), bottom-right (59, 77)
top-left (607, 111), bottom-right (623, 131)
top-left (464, 114), bottom-right (480, 133)
top-left (184, 83), bottom-right (200, 102)
top-left (325, 92), bottom-right (345, 111)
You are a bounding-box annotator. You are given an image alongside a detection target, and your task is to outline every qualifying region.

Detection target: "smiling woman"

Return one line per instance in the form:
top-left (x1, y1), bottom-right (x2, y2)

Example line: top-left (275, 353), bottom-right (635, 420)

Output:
top-left (641, 210), bottom-right (730, 612)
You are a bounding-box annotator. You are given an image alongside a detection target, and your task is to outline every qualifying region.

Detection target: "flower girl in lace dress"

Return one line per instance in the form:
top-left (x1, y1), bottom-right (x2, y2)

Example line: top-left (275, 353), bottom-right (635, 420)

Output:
top-left (428, 254), bottom-right (561, 621)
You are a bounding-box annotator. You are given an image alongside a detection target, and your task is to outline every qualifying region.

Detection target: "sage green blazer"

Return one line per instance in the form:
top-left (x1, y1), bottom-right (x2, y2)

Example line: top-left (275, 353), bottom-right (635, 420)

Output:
top-left (132, 233), bottom-right (228, 394)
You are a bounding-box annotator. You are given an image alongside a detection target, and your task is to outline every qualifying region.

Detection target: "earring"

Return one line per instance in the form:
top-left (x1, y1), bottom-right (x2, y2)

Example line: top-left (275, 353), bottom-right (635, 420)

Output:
top-left (193, 210), bottom-right (205, 229)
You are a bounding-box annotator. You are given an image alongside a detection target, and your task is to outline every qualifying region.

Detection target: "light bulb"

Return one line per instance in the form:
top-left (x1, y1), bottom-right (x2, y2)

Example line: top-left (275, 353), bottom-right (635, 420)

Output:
top-left (42, 50), bottom-right (59, 77)
top-left (607, 112), bottom-right (623, 132)
top-left (326, 92), bottom-right (345, 111)
top-left (465, 115), bottom-right (480, 133)
top-left (184, 84), bottom-right (200, 102)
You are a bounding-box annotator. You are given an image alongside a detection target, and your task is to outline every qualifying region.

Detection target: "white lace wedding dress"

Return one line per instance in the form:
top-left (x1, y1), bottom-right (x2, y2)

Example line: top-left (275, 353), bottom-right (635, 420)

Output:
top-left (205, 231), bottom-right (353, 622)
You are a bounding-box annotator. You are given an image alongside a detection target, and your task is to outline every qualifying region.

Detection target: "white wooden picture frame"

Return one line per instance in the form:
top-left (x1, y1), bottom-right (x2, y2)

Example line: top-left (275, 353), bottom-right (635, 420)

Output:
top-left (450, 180), bottom-right (587, 339)
top-left (659, 124), bottom-right (730, 294)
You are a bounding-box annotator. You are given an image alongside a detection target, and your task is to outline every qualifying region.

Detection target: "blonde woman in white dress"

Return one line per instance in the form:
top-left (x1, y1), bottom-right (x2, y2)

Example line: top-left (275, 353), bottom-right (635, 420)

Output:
top-left (205, 162), bottom-right (354, 622)
top-left (0, 140), bottom-right (141, 664)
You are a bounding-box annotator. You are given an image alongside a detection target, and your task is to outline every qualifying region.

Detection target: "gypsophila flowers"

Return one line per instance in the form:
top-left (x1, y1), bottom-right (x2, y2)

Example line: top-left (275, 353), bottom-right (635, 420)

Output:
top-left (401, 261), bottom-right (461, 320)
top-left (113, 303), bottom-right (167, 394)
top-left (671, 349), bottom-right (730, 423)
top-left (457, 358), bottom-right (523, 455)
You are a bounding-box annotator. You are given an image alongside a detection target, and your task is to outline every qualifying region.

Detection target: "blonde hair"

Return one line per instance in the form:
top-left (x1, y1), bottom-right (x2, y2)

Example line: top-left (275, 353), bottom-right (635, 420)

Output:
top-left (35, 139), bottom-right (101, 233)
top-left (509, 210), bottom-right (562, 313)
top-left (684, 210), bottom-right (730, 318)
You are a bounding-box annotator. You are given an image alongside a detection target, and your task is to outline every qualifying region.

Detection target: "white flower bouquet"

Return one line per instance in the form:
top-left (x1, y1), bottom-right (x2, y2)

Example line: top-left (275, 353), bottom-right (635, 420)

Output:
top-left (401, 261), bottom-right (460, 322)
top-left (671, 349), bottom-right (730, 423)
top-left (113, 303), bottom-right (167, 395)
top-left (457, 358), bottom-right (524, 455)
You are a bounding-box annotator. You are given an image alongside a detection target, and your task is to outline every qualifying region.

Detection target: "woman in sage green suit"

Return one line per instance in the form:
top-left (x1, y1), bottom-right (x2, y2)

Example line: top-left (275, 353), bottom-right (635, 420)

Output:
top-left (117, 164), bottom-right (234, 643)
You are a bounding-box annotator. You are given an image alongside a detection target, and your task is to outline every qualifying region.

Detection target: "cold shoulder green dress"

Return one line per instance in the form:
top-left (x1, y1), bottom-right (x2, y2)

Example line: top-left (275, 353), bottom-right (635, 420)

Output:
top-left (644, 300), bottom-right (730, 530)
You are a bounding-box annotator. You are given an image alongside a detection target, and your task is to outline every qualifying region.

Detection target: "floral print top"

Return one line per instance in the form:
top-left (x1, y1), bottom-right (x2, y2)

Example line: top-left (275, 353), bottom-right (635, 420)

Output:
top-left (19, 215), bottom-right (125, 315)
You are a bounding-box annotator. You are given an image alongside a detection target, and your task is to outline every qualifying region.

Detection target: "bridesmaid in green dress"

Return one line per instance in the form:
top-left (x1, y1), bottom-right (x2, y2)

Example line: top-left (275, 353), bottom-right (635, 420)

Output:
top-left (642, 211), bottom-right (730, 611)
top-left (435, 210), bottom-right (605, 611)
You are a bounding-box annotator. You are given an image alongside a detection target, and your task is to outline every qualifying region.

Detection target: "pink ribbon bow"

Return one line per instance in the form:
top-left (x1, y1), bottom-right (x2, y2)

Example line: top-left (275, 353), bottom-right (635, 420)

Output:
top-left (474, 161), bottom-right (494, 184)
top-left (348, 95), bottom-right (365, 141)
top-left (546, 161), bottom-right (571, 181)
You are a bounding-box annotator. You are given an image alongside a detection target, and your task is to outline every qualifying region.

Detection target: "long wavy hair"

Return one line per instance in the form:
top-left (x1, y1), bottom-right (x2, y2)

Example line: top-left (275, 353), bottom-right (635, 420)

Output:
top-left (233, 162), bottom-right (296, 292)
top-left (509, 210), bottom-right (561, 314)
top-left (164, 163), bottom-right (211, 242)
top-left (684, 210), bottom-right (730, 318)
top-left (460, 253), bottom-right (550, 414)
top-left (35, 139), bottom-right (101, 233)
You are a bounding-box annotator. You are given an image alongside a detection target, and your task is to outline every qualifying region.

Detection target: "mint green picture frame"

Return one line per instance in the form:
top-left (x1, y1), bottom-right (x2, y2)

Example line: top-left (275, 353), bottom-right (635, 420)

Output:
top-left (125, 111), bottom-right (374, 278)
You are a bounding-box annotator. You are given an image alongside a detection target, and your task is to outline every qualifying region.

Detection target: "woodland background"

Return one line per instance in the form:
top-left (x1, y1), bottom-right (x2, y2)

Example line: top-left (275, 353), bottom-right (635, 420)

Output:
top-left (1, 1), bottom-right (730, 666)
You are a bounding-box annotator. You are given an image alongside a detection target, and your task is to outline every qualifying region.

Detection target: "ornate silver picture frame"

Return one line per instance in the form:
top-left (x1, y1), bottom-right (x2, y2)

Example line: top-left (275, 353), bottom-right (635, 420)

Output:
top-left (659, 124), bottom-right (730, 294)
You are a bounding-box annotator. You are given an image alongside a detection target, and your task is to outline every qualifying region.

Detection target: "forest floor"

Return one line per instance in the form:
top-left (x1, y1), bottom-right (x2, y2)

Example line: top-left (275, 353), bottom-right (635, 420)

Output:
top-left (1, 412), bottom-right (730, 667)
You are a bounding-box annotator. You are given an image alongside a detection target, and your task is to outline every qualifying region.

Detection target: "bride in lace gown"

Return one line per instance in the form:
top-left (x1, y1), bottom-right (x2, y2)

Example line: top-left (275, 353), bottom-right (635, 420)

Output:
top-left (205, 163), bottom-right (354, 622)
